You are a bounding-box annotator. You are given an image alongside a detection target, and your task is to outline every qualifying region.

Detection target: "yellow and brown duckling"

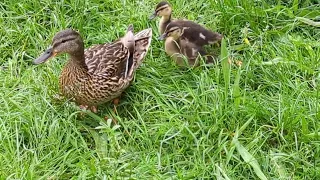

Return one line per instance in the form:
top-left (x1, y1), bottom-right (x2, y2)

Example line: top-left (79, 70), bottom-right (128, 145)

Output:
top-left (34, 25), bottom-right (152, 114)
top-left (164, 37), bottom-right (212, 67)
top-left (149, 1), bottom-right (173, 34)
top-left (158, 21), bottom-right (222, 67)
top-left (159, 20), bottom-right (223, 47)
top-left (150, 1), bottom-right (222, 46)
top-left (159, 29), bottom-right (215, 67)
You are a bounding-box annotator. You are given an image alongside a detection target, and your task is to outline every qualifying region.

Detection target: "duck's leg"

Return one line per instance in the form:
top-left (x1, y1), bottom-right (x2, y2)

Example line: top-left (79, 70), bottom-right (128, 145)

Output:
top-left (104, 97), bottom-right (120, 124)
top-left (78, 104), bottom-right (89, 117)
top-left (89, 106), bottom-right (98, 113)
top-left (111, 98), bottom-right (120, 124)
top-left (113, 98), bottom-right (120, 113)
top-left (78, 105), bottom-right (98, 119)
top-left (79, 104), bottom-right (89, 110)
top-left (53, 93), bottom-right (64, 101)
top-left (79, 105), bottom-right (98, 113)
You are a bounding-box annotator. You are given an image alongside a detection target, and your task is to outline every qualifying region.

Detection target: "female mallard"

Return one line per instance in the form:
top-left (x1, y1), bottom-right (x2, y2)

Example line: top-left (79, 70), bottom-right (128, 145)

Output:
top-left (34, 25), bottom-right (152, 113)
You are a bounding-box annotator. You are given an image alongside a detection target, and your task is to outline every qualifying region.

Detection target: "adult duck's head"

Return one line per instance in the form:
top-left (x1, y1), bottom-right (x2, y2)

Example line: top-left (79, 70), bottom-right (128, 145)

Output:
top-left (33, 29), bottom-right (84, 64)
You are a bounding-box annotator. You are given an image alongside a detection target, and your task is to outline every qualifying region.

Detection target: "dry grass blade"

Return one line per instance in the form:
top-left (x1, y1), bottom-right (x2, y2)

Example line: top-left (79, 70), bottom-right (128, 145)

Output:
top-left (296, 17), bottom-right (320, 27)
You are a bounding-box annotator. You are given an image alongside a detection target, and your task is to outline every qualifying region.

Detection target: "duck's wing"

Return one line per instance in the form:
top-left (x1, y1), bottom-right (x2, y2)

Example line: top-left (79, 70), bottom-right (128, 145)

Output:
top-left (84, 25), bottom-right (135, 78)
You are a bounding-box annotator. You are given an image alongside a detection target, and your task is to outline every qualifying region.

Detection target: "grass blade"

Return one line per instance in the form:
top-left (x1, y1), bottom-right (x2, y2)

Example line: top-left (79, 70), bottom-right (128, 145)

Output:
top-left (215, 163), bottom-right (231, 180)
top-left (231, 117), bottom-right (267, 179)
top-left (220, 38), bottom-right (230, 106)
top-left (233, 139), bottom-right (267, 180)
top-left (296, 17), bottom-right (320, 27)
top-left (233, 65), bottom-right (242, 109)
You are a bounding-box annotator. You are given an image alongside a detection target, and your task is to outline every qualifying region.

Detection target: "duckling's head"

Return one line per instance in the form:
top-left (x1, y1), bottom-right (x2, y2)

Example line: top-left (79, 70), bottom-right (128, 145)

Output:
top-left (158, 24), bottom-right (184, 41)
top-left (149, 1), bottom-right (172, 20)
top-left (33, 29), bottom-right (84, 64)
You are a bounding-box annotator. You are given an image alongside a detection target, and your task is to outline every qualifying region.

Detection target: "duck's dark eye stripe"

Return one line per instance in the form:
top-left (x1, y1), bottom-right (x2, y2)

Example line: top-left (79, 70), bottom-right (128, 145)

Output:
top-left (53, 37), bottom-right (76, 47)
top-left (61, 37), bottom-right (75, 43)
top-left (156, 7), bottom-right (166, 12)
top-left (167, 28), bottom-right (178, 33)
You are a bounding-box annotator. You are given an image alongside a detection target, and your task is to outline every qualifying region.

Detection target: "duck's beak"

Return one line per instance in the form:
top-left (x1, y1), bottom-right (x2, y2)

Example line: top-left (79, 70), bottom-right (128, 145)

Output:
top-left (33, 47), bottom-right (56, 65)
top-left (158, 33), bottom-right (167, 40)
top-left (149, 12), bottom-right (157, 20)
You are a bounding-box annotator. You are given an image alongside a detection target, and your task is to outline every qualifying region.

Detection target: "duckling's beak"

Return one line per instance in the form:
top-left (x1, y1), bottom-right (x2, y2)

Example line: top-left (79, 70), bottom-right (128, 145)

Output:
top-left (33, 47), bottom-right (56, 65)
top-left (149, 12), bottom-right (157, 20)
top-left (158, 33), bottom-right (167, 40)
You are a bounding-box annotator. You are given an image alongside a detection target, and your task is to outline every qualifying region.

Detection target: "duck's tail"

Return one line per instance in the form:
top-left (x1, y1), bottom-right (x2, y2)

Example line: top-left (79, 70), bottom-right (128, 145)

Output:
top-left (126, 27), bottom-right (152, 78)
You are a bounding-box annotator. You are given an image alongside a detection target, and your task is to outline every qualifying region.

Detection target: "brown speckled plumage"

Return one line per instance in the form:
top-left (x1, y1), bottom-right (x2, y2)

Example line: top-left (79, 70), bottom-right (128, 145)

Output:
top-left (34, 25), bottom-right (152, 108)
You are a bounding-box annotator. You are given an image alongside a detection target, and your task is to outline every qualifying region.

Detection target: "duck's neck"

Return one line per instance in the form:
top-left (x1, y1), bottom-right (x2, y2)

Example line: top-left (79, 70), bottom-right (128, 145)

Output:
top-left (69, 51), bottom-right (88, 71)
top-left (160, 14), bottom-right (172, 34)
top-left (165, 37), bottom-right (180, 56)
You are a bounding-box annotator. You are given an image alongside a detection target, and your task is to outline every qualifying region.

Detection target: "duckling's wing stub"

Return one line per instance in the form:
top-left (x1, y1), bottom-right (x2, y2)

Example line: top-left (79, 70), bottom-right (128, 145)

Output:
top-left (184, 26), bottom-right (223, 46)
top-left (171, 21), bottom-right (222, 46)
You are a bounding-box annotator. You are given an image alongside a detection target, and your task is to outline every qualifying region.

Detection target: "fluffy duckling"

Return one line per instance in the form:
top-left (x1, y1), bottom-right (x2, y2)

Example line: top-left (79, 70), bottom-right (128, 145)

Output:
top-left (149, 1), bottom-right (173, 34)
top-left (159, 27), bottom-right (215, 67)
top-left (165, 38), bottom-right (215, 67)
top-left (159, 20), bottom-right (223, 47)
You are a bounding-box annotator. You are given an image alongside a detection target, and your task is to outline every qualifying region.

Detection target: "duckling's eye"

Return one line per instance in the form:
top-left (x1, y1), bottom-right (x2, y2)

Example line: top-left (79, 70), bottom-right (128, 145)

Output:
top-left (61, 40), bottom-right (66, 43)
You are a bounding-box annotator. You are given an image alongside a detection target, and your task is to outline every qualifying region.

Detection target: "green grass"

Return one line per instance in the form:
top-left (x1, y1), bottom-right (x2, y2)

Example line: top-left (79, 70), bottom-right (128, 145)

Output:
top-left (0, 0), bottom-right (319, 179)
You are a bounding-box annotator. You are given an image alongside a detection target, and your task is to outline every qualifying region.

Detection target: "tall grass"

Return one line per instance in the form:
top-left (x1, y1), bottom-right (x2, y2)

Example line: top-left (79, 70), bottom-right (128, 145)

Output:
top-left (0, 0), bottom-right (319, 178)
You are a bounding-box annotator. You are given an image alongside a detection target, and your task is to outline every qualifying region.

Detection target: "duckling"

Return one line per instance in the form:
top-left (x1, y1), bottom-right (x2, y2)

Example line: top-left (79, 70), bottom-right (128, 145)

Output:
top-left (149, 1), bottom-right (173, 34)
top-left (160, 28), bottom-right (215, 67)
top-left (159, 20), bottom-right (223, 47)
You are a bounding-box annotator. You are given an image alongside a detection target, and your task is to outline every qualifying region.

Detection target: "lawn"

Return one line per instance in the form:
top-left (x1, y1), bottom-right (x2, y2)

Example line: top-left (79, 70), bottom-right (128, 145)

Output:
top-left (0, 0), bottom-right (319, 179)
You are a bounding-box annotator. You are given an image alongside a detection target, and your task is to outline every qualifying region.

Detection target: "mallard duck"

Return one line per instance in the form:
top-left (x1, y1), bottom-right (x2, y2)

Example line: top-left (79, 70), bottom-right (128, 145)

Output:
top-left (159, 20), bottom-right (223, 47)
top-left (34, 25), bottom-right (152, 113)
top-left (149, 1), bottom-right (173, 34)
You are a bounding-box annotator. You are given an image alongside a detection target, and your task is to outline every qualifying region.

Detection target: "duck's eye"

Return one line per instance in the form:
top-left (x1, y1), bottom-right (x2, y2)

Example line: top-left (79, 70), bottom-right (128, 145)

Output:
top-left (61, 40), bottom-right (66, 43)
